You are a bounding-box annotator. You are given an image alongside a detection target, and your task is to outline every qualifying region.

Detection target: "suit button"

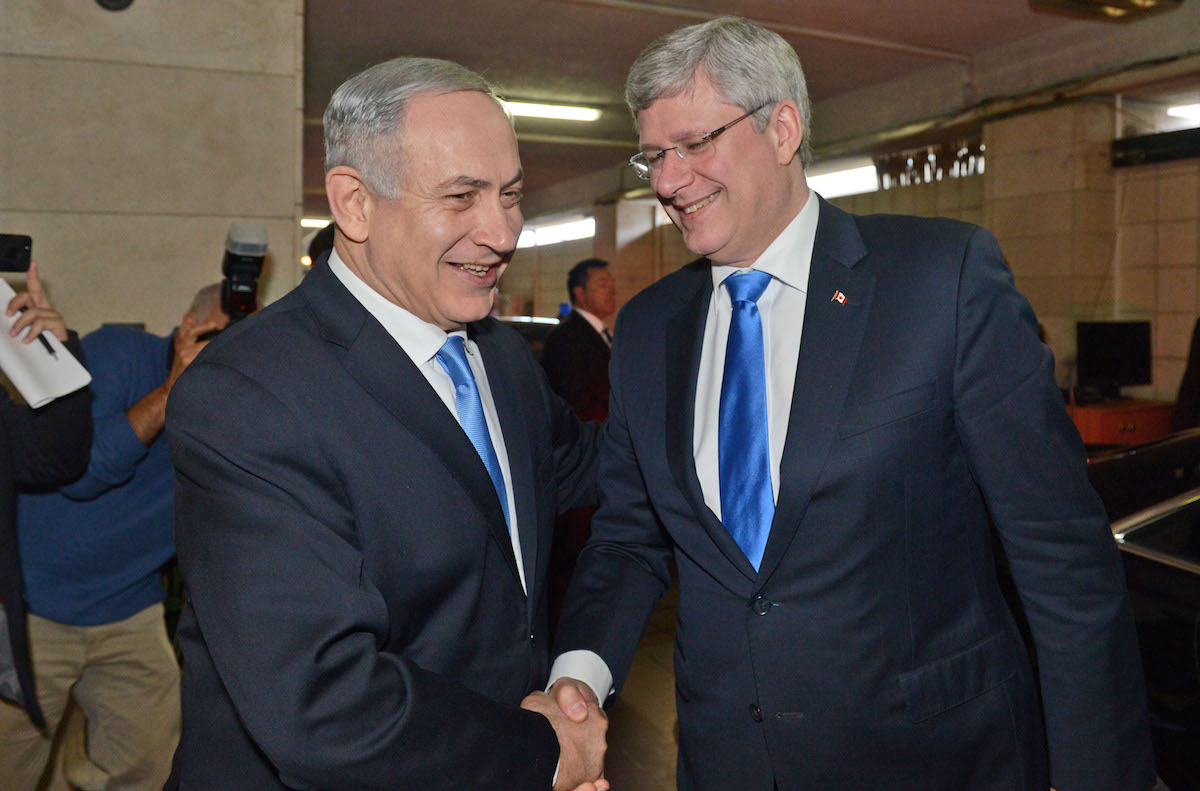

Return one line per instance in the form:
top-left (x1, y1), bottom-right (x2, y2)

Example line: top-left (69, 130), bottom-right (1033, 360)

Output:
top-left (529, 633), bottom-right (535, 640)
top-left (753, 596), bottom-right (771, 616)
top-left (749, 703), bottom-right (762, 722)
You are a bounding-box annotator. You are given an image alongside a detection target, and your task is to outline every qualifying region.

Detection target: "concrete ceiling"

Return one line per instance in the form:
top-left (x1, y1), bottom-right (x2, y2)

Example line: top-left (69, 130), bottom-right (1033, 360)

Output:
top-left (302, 0), bottom-right (1200, 216)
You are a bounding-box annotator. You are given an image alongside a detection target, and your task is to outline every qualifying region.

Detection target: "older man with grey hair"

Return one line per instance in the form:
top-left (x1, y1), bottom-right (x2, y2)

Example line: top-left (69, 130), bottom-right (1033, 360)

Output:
top-left (550, 16), bottom-right (1155, 791)
top-left (164, 58), bottom-right (606, 790)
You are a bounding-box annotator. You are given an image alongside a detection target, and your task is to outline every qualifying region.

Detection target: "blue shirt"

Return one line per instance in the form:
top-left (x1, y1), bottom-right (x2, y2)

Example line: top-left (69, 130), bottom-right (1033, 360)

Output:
top-left (16, 326), bottom-right (175, 625)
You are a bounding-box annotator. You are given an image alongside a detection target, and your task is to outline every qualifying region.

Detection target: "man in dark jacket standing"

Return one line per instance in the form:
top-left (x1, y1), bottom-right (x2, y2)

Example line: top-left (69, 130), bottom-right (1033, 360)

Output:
top-left (0, 262), bottom-right (92, 732)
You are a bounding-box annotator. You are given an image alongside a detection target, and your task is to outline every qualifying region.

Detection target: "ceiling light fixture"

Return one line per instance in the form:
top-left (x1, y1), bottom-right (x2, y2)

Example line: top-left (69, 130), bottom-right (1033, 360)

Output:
top-left (517, 217), bottom-right (596, 248)
top-left (301, 218), bottom-right (331, 229)
top-left (1167, 103), bottom-right (1200, 121)
top-left (808, 165), bottom-right (879, 199)
top-left (1028, 0), bottom-right (1181, 22)
top-left (501, 101), bottom-right (601, 122)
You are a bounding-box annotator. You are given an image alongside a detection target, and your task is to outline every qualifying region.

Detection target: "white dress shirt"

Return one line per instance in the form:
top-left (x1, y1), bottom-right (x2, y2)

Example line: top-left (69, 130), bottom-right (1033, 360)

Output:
top-left (328, 249), bottom-right (527, 592)
top-left (694, 191), bottom-right (818, 517)
top-left (549, 192), bottom-right (821, 704)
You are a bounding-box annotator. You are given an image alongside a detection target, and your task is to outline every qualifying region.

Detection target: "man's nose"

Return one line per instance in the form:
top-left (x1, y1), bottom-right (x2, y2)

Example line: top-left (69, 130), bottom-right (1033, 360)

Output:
top-left (476, 200), bottom-right (519, 252)
top-left (654, 148), bottom-right (694, 198)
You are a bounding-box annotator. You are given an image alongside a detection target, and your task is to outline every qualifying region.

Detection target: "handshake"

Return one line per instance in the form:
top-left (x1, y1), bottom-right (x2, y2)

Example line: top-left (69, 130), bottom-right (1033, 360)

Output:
top-left (521, 678), bottom-right (610, 791)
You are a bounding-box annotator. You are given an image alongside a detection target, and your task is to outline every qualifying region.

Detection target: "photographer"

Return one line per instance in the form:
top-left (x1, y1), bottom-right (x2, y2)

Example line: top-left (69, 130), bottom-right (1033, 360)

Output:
top-left (0, 284), bottom-right (226, 791)
top-left (0, 262), bottom-right (91, 731)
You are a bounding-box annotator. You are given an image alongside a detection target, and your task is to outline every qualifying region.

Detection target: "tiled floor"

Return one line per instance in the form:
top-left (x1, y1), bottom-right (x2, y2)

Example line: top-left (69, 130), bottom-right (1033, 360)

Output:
top-left (602, 581), bottom-right (680, 791)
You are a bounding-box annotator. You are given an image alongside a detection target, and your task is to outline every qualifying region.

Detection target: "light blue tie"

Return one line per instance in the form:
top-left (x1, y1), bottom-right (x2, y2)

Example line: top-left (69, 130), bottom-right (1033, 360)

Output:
top-left (436, 336), bottom-right (511, 530)
top-left (718, 270), bottom-right (774, 570)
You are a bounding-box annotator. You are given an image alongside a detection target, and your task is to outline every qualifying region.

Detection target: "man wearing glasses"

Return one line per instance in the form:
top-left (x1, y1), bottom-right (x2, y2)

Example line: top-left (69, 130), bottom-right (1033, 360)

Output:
top-left (548, 16), bottom-right (1154, 791)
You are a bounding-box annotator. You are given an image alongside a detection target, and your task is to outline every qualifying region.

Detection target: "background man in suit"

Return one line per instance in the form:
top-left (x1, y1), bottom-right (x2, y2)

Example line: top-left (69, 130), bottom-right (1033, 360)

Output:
top-left (541, 258), bottom-right (615, 630)
top-left (549, 17), bottom-right (1154, 791)
top-left (165, 57), bottom-right (608, 790)
top-left (541, 258), bottom-right (616, 423)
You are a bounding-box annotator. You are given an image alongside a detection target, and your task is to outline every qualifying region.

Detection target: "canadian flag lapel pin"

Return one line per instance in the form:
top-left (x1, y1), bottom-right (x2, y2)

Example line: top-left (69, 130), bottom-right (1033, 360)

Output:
top-left (831, 290), bottom-right (847, 305)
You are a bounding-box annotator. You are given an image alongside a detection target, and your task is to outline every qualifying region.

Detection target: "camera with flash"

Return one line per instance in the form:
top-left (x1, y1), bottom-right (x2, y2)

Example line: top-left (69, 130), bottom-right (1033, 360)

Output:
top-left (221, 223), bottom-right (268, 322)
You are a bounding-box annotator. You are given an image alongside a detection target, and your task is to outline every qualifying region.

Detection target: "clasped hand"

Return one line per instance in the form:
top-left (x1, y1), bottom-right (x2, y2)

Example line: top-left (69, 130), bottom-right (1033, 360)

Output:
top-left (521, 678), bottom-right (609, 791)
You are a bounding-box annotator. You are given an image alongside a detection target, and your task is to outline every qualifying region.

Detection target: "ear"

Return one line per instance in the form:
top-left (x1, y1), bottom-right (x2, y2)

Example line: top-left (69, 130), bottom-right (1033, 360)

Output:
top-left (325, 166), bottom-right (372, 244)
top-left (767, 100), bottom-right (804, 166)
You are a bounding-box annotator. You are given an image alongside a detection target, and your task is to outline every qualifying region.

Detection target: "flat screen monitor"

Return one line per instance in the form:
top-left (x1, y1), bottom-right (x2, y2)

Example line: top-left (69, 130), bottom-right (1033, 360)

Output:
top-left (1075, 320), bottom-right (1152, 400)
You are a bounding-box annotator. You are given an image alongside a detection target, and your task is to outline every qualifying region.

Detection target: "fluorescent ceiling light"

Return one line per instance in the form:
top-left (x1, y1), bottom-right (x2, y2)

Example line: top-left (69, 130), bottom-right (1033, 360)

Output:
top-left (517, 217), bottom-right (596, 248)
top-left (301, 217), bottom-right (331, 229)
top-left (501, 101), bottom-right (601, 122)
top-left (808, 165), bottom-right (879, 199)
top-left (1167, 103), bottom-right (1200, 121)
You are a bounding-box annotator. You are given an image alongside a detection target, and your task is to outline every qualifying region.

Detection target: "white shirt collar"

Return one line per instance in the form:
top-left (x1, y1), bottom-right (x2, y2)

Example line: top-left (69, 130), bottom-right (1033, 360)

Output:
top-left (571, 306), bottom-right (608, 335)
top-left (326, 247), bottom-right (462, 367)
top-left (710, 190), bottom-right (820, 294)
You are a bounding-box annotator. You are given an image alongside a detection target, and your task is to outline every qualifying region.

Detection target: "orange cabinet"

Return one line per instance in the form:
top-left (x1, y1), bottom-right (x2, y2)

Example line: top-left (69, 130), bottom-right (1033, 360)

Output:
top-left (1069, 400), bottom-right (1175, 447)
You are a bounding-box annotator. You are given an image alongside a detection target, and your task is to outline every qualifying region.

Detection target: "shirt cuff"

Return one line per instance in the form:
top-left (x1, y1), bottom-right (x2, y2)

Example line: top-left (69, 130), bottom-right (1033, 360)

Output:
top-left (547, 650), bottom-right (614, 706)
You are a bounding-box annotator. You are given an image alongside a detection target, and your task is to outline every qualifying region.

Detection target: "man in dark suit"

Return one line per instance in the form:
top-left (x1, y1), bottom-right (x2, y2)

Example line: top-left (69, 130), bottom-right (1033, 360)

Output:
top-left (541, 259), bottom-right (615, 630)
top-left (165, 57), bottom-right (608, 790)
top-left (541, 258), bottom-right (615, 423)
top-left (549, 17), bottom-right (1155, 791)
top-left (0, 263), bottom-right (91, 732)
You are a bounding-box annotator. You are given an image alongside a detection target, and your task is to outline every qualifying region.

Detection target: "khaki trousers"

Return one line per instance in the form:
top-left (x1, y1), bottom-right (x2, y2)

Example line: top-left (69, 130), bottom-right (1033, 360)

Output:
top-left (0, 603), bottom-right (180, 791)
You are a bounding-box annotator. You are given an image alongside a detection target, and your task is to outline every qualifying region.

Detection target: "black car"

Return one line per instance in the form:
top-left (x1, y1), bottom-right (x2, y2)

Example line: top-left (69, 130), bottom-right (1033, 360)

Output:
top-left (1087, 432), bottom-right (1200, 791)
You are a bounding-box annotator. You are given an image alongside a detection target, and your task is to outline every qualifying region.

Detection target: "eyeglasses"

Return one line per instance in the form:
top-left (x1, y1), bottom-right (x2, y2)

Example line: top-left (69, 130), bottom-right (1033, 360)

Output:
top-left (628, 101), bottom-right (772, 181)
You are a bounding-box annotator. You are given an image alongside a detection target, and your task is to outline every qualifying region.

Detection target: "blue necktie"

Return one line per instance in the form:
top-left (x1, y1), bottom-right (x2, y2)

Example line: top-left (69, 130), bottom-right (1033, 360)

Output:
top-left (436, 336), bottom-right (511, 530)
top-left (718, 270), bottom-right (774, 570)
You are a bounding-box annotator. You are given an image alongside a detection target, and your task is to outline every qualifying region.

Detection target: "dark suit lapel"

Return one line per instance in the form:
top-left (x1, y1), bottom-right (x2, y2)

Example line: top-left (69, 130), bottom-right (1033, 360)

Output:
top-left (301, 262), bottom-right (522, 586)
top-left (758, 198), bottom-right (873, 582)
top-left (572, 312), bottom-right (610, 357)
top-left (472, 325), bottom-right (538, 603)
top-left (665, 264), bottom-right (760, 581)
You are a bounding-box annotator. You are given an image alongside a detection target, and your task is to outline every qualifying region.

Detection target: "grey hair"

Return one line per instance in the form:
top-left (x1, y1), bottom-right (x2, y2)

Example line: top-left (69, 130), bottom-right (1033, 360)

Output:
top-left (323, 57), bottom-right (505, 197)
top-left (187, 283), bottom-right (222, 319)
top-left (625, 17), bottom-right (813, 167)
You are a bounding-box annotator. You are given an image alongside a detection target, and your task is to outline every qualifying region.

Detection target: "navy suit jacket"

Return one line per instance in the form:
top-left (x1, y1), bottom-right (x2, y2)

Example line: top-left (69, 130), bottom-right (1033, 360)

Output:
top-left (165, 259), bottom-right (599, 789)
top-left (555, 198), bottom-right (1154, 791)
top-left (541, 311), bottom-right (610, 422)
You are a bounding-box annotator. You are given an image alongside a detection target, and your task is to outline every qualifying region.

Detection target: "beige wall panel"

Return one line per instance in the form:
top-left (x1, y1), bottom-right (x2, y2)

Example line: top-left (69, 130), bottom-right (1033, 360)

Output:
top-left (1073, 276), bottom-right (1114, 316)
top-left (1118, 174), bottom-right (1158, 225)
top-left (1116, 268), bottom-right (1156, 314)
top-left (1075, 102), bottom-right (1116, 145)
top-left (1002, 234), bottom-right (1073, 278)
top-left (988, 148), bottom-right (1074, 199)
top-left (1, 0), bottom-right (296, 75)
top-left (988, 193), bottom-right (1073, 239)
top-left (1157, 267), bottom-right (1199, 315)
top-left (1158, 169), bottom-right (1200, 222)
top-left (0, 211), bottom-right (300, 336)
top-left (1016, 275), bottom-right (1073, 321)
top-left (1, 57), bottom-right (295, 218)
top-left (1074, 190), bottom-right (1116, 236)
top-left (1115, 223), bottom-right (1157, 269)
top-left (1154, 311), bottom-right (1196, 360)
top-left (985, 108), bottom-right (1075, 158)
top-left (1073, 231), bottom-right (1114, 278)
top-left (1157, 220), bottom-right (1198, 267)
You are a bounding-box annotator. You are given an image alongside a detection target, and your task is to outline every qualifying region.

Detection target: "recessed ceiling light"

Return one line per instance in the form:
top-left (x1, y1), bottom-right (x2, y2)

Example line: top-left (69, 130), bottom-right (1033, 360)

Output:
top-left (501, 101), bottom-right (601, 122)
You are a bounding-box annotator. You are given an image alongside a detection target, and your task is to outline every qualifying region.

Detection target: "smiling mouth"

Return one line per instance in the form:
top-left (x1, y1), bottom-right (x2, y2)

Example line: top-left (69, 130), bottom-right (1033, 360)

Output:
top-left (453, 262), bottom-right (497, 277)
top-left (681, 192), bottom-right (719, 215)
